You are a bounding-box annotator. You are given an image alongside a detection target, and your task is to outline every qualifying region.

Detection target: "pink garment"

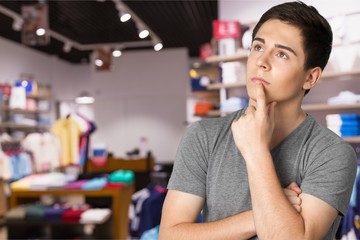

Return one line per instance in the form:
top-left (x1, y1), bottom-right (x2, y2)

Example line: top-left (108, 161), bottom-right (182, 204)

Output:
top-left (65, 180), bottom-right (89, 189)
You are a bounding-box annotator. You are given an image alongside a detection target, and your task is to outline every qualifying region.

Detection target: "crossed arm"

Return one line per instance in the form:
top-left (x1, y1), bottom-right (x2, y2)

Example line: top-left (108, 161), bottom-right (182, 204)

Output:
top-left (159, 183), bottom-right (307, 240)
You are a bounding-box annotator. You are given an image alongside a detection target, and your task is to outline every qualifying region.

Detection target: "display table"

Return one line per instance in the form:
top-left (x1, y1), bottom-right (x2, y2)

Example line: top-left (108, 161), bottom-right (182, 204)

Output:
top-left (85, 156), bottom-right (154, 173)
top-left (9, 183), bottom-right (134, 239)
top-left (85, 155), bottom-right (155, 191)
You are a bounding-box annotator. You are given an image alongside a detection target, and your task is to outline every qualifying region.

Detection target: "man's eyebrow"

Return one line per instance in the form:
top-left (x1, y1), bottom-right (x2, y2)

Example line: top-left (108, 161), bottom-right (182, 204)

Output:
top-left (275, 44), bottom-right (297, 56)
top-left (253, 37), bottom-right (297, 56)
top-left (253, 37), bottom-right (265, 44)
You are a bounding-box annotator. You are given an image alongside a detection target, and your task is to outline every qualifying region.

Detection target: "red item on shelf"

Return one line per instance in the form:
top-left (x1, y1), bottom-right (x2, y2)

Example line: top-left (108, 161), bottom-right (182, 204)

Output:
top-left (61, 208), bottom-right (88, 223)
top-left (194, 102), bottom-right (214, 116)
top-left (213, 20), bottom-right (241, 40)
top-left (104, 182), bottom-right (125, 189)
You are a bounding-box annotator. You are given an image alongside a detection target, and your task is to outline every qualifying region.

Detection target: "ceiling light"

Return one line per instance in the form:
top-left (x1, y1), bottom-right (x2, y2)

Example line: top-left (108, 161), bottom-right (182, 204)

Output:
top-left (120, 12), bottom-right (131, 22)
top-left (139, 29), bottom-right (149, 39)
top-left (76, 96), bottom-right (95, 104)
top-left (112, 49), bottom-right (122, 57)
top-left (75, 92), bottom-right (95, 104)
top-left (63, 41), bottom-right (72, 53)
top-left (152, 37), bottom-right (163, 51)
top-left (36, 28), bottom-right (46, 36)
top-left (95, 59), bottom-right (104, 67)
top-left (137, 23), bottom-right (149, 39)
top-left (115, 2), bottom-right (131, 22)
top-left (154, 42), bottom-right (163, 51)
top-left (12, 17), bottom-right (23, 31)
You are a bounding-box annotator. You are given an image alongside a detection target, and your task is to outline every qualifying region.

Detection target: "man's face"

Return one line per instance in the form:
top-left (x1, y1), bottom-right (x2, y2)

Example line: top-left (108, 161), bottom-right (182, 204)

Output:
top-left (246, 19), bottom-right (308, 106)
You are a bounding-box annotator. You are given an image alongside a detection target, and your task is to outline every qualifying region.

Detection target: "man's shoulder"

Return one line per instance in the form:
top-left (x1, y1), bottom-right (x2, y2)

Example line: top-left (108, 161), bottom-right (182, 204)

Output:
top-left (303, 114), bottom-right (356, 159)
top-left (306, 115), bottom-right (346, 144)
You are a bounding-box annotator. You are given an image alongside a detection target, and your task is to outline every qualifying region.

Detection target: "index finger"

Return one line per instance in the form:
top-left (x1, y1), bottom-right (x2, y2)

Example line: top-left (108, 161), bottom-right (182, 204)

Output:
top-left (255, 82), bottom-right (266, 112)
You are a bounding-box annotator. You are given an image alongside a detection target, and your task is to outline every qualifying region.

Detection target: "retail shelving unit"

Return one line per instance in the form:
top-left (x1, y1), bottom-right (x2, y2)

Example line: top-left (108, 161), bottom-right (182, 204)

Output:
top-left (0, 90), bottom-right (52, 136)
top-left (205, 52), bottom-right (248, 64)
top-left (201, 51), bottom-right (360, 144)
top-left (8, 183), bottom-right (134, 239)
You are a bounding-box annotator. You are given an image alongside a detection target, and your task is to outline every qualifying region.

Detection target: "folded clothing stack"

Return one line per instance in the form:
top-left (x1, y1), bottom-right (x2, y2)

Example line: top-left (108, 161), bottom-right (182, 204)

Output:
top-left (220, 97), bottom-right (248, 113)
top-left (327, 91), bottom-right (360, 104)
top-left (6, 203), bottom-right (111, 225)
top-left (326, 114), bottom-right (360, 137)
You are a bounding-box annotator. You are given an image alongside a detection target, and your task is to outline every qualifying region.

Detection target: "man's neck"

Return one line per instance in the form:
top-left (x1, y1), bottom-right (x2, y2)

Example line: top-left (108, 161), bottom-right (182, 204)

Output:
top-left (270, 105), bottom-right (306, 149)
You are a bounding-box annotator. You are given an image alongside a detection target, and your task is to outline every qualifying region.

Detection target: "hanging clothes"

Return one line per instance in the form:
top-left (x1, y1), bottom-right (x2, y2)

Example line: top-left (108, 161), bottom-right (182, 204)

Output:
top-left (22, 132), bottom-right (61, 173)
top-left (51, 116), bottom-right (82, 167)
top-left (72, 113), bottom-right (96, 167)
top-left (129, 184), bottom-right (167, 238)
top-left (0, 144), bottom-right (32, 181)
top-left (51, 113), bottom-right (96, 168)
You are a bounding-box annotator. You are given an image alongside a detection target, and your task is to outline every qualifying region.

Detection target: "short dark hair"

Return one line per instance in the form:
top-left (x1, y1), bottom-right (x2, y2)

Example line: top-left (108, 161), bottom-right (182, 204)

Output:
top-left (252, 1), bottom-right (333, 95)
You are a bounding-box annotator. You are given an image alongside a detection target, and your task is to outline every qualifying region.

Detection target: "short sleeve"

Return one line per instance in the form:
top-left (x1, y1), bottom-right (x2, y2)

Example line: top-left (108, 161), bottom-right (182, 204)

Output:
top-left (167, 121), bottom-right (209, 198)
top-left (300, 142), bottom-right (357, 216)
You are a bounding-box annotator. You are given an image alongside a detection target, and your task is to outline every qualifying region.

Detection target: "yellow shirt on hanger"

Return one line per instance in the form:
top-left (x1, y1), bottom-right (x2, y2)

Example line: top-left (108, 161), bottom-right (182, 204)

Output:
top-left (51, 117), bottom-right (82, 167)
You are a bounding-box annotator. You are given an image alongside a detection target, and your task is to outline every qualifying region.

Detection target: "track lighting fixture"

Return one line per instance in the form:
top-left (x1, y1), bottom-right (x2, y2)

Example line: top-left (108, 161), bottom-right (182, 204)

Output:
top-left (137, 23), bottom-right (149, 39)
top-left (139, 30), bottom-right (149, 39)
top-left (36, 28), bottom-right (46, 36)
top-left (95, 59), bottom-right (104, 67)
top-left (153, 37), bottom-right (163, 51)
top-left (120, 11), bottom-right (131, 23)
top-left (112, 49), bottom-right (122, 57)
top-left (154, 42), bottom-right (163, 51)
top-left (114, 1), bottom-right (131, 23)
top-left (0, 2), bottom-right (163, 63)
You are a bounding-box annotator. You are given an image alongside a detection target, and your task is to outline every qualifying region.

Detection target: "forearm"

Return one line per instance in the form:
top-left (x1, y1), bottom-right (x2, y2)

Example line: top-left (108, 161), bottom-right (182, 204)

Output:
top-left (246, 151), bottom-right (306, 239)
top-left (159, 210), bottom-right (256, 240)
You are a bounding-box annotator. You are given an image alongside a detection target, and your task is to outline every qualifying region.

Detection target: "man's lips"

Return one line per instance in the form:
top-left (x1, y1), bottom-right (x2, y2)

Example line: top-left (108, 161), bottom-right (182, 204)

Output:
top-left (251, 77), bottom-right (270, 85)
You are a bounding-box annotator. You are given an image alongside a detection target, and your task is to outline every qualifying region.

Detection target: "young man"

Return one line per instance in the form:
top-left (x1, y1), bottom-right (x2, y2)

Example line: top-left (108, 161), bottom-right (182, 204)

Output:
top-left (159, 1), bottom-right (357, 240)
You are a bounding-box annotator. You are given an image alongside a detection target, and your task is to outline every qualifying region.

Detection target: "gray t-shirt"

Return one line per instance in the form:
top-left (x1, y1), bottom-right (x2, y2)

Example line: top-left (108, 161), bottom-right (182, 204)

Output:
top-left (168, 109), bottom-right (357, 239)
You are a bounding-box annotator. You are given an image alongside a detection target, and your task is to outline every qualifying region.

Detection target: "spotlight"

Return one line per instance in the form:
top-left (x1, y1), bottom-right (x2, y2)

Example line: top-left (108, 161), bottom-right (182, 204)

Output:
top-left (154, 42), bottom-right (163, 51)
top-left (115, 2), bottom-right (131, 22)
top-left (95, 59), bottom-right (104, 67)
top-left (36, 28), bottom-right (46, 36)
top-left (112, 49), bottom-right (122, 57)
top-left (120, 13), bottom-right (131, 22)
top-left (153, 37), bottom-right (163, 51)
top-left (139, 29), bottom-right (149, 39)
top-left (137, 23), bottom-right (149, 39)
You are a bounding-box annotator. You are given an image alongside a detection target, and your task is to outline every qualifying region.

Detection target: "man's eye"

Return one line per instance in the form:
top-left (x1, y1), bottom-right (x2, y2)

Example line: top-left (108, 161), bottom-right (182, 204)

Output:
top-left (278, 52), bottom-right (288, 59)
top-left (253, 45), bottom-right (263, 51)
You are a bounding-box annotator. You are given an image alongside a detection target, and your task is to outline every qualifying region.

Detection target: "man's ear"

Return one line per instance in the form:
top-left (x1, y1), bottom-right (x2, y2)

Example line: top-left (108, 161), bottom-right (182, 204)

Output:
top-left (303, 67), bottom-right (322, 90)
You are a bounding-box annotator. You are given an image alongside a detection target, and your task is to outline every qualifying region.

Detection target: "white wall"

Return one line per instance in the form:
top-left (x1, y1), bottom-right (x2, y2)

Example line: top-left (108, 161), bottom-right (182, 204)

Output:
top-left (0, 36), bottom-right (54, 85)
top-left (0, 36), bottom-right (189, 163)
top-left (90, 48), bottom-right (188, 163)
